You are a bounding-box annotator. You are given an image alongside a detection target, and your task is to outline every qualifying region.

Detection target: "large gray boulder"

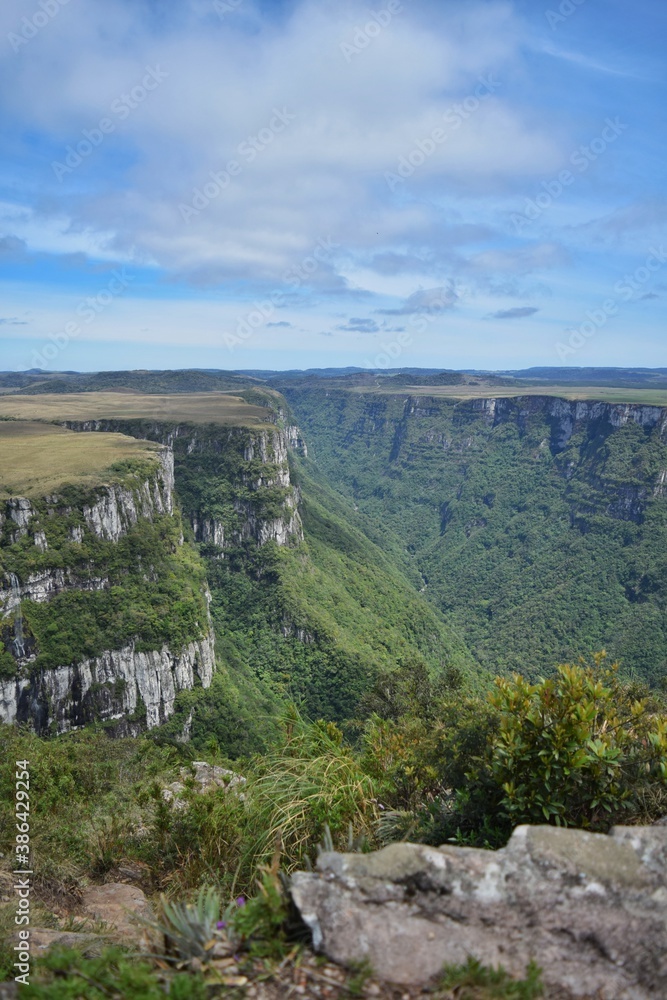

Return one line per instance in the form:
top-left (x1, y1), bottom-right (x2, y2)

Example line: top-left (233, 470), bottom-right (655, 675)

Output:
top-left (290, 824), bottom-right (667, 998)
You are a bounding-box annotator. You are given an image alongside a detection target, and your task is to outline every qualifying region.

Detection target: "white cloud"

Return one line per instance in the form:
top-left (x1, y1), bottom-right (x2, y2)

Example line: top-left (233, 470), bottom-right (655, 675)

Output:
top-left (0, 0), bottom-right (567, 284)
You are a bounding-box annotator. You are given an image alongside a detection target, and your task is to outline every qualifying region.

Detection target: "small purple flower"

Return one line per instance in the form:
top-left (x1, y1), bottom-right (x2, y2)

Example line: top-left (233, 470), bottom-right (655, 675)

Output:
top-left (236, 896), bottom-right (246, 907)
top-left (216, 920), bottom-right (226, 929)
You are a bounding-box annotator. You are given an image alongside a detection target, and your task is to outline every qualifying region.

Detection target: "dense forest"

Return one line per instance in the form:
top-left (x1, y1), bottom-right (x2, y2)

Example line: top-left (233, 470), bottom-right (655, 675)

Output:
top-left (283, 388), bottom-right (667, 685)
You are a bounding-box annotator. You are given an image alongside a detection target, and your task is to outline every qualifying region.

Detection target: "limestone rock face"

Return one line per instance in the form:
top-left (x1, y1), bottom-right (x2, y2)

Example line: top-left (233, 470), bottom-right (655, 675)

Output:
top-left (7, 497), bottom-right (34, 537)
top-left (290, 824), bottom-right (667, 998)
top-left (82, 448), bottom-right (174, 542)
top-left (232, 491), bottom-right (303, 547)
top-left (0, 448), bottom-right (174, 546)
top-left (286, 424), bottom-right (308, 457)
top-left (0, 568), bottom-right (109, 618)
top-left (192, 515), bottom-right (225, 550)
top-left (0, 632), bottom-right (215, 732)
top-left (485, 395), bottom-right (667, 451)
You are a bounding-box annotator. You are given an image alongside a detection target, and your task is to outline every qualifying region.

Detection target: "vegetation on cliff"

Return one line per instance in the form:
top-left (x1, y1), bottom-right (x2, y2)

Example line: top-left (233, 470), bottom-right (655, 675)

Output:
top-left (0, 436), bottom-right (209, 689)
top-left (4, 379), bottom-right (667, 995)
top-left (283, 388), bottom-right (667, 684)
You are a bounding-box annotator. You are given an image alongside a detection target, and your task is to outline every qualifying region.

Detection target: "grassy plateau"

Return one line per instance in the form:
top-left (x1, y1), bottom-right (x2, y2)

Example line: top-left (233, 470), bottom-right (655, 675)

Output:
top-left (0, 422), bottom-right (162, 499)
top-left (0, 391), bottom-right (274, 427)
top-left (355, 382), bottom-right (667, 405)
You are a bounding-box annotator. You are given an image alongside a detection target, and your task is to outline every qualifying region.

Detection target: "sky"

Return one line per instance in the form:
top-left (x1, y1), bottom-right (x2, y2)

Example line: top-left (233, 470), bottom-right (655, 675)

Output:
top-left (0, 0), bottom-right (665, 373)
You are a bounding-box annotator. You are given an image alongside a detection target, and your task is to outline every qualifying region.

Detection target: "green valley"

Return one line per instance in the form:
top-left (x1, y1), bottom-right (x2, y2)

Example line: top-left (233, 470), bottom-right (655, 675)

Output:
top-left (282, 387), bottom-right (667, 685)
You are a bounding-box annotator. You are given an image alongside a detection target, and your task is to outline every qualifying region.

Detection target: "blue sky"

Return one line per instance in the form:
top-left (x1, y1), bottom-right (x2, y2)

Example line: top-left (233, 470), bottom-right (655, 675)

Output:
top-left (0, 0), bottom-right (665, 372)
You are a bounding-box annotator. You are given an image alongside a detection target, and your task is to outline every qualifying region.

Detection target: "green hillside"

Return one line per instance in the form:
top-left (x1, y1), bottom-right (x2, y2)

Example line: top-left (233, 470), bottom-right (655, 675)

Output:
top-left (165, 436), bottom-right (480, 747)
top-left (203, 463), bottom-right (478, 730)
top-left (282, 388), bottom-right (667, 685)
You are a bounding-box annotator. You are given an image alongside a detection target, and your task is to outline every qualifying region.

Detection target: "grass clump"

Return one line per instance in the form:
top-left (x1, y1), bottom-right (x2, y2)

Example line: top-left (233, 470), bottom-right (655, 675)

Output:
top-left (24, 946), bottom-right (207, 999)
top-left (245, 708), bottom-right (379, 872)
top-left (440, 957), bottom-right (543, 999)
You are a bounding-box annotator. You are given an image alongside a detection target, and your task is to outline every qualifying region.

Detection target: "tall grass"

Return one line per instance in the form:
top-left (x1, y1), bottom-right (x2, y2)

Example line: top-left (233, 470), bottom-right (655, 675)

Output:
top-left (244, 708), bottom-right (379, 874)
top-left (0, 711), bottom-right (380, 911)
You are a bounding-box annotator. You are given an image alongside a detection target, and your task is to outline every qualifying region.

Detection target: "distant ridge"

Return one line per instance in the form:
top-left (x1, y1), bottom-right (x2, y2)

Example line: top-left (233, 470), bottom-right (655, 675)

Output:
top-left (3, 366), bottom-right (667, 392)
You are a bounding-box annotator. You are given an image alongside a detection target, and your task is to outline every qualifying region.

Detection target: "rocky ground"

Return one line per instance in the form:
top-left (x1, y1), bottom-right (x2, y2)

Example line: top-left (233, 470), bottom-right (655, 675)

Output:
top-left (290, 823), bottom-right (667, 1000)
top-left (4, 775), bottom-right (662, 999)
top-left (1, 869), bottom-right (573, 999)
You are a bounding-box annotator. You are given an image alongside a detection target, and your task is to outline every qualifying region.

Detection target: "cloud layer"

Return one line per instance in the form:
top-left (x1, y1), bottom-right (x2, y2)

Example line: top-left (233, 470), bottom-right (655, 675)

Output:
top-left (0, 0), bottom-right (665, 369)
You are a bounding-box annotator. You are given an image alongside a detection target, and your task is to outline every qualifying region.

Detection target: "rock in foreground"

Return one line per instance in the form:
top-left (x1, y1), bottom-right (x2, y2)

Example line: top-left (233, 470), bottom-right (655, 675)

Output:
top-left (290, 824), bottom-right (667, 999)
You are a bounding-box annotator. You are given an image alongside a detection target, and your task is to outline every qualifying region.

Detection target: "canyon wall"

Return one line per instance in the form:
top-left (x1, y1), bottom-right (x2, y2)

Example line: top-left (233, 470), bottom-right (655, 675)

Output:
top-left (1, 446), bottom-right (213, 733)
top-left (282, 388), bottom-right (667, 681)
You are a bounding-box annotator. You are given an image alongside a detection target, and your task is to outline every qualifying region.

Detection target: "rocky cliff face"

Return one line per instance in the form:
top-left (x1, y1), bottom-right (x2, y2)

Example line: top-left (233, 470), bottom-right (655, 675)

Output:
top-left (0, 450), bottom-right (175, 619)
top-left (82, 449), bottom-right (174, 542)
top-left (0, 448), bottom-right (174, 548)
top-left (0, 633), bottom-right (214, 732)
top-left (61, 420), bottom-right (304, 554)
top-left (462, 394), bottom-right (667, 452)
top-left (0, 568), bottom-right (109, 619)
top-left (1, 413), bottom-right (312, 735)
top-left (1, 443), bottom-right (214, 735)
top-left (291, 822), bottom-right (667, 999)
top-left (282, 387), bottom-right (667, 680)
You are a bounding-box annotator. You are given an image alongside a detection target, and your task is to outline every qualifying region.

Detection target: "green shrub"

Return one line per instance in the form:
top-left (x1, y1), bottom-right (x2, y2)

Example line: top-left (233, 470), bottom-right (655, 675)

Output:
top-left (440, 957), bottom-right (543, 999)
top-left (134, 777), bottom-right (247, 894)
top-left (231, 868), bottom-right (291, 958)
top-left (490, 655), bottom-right (667, 830)
top-left (362, 653), bottom-right (667, 847)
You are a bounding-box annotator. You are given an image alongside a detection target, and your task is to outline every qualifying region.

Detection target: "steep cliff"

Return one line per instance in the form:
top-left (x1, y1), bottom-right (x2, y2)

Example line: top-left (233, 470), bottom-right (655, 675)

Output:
top-left (0, 634), bottom-right (215, 732)
top-left (60, 419), bottom-right (303, 555)
top-left (282, 388), bottom-right (667, 682)
top-left (1, 403), bottom-right (480, 740)
top-left (0, 432), bottom-right (213, 733)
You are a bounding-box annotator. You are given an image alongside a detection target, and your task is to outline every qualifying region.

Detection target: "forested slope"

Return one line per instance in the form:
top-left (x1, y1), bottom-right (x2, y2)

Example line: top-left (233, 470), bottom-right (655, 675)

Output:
top-left (283, 388), bottom-right (667, 683)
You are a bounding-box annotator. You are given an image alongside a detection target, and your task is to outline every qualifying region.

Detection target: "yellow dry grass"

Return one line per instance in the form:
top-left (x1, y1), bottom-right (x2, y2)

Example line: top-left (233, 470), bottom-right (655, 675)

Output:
top-left (360, 383), bottom-right (667, 406)
top-left (0, 392), bottom-right (273, 426)
top-left (0, 422), bottom-right (161, 499)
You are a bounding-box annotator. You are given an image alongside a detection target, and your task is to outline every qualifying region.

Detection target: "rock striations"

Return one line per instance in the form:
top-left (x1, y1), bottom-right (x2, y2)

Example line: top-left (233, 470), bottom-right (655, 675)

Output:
top-left (81, 448), bottom-right (174, 542)
top-left (0, 634), bottom-right (215, 732)
top-left (290, 823), bottom-right (667, 999)
top-left (462, 395), bottom-right (667, 452)
top-left (1, 444), bottom-right (214, 734)
top-left (1, 419), bottom-right (308, 734)
top-left (61, 420), bottom-right (305, 553)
